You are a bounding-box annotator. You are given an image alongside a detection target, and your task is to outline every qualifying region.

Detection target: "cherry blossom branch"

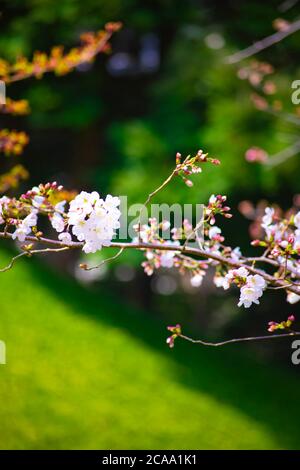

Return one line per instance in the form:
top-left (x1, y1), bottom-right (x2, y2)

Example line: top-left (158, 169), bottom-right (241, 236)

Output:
top-left (166, 319), bottom-right (299, 348)
top-left (225, 19), bottom-right (300, 64)
top-left (0, 160), bottom-right (299, 349)
top-left (1, 231), bottom-right (300, 294)
top-left (3, 23), bottom-right (121, 84)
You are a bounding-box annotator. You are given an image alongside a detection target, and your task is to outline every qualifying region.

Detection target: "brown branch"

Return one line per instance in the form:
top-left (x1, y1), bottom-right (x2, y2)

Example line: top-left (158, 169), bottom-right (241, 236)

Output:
top-left (0, 245), bottom-right (70, 272)
top-left (179, 331), bottom-right (300, 347)
top-left (245, 255), bottom-right (300, 279)
top-left (0, 251), bottom-right (27, 272)
top-left (279, 0), bottom-right (299, 13)
top-left (263, 106), bottom-right (300, 127)
top-left (265, 140), bottom-right (300, 168)
top-left (84, 247), bottom-right (124, 271)
top-left (2, 239), bottom-right (298, 348)
top-left (225, 19), bottom-right (300, 64)
top-left (5, 27), bottom-right (116, 84)
top-left (1, 231), bottom-right (300, 293)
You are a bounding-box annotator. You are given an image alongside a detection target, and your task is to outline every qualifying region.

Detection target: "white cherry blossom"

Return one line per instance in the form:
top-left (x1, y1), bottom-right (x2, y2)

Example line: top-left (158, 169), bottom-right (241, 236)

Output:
top-left (238, 285), bottom-right (262, 308)
top-left (190, 273), bottom-right (203, 287)
top-left (294, 211), bottom-right (300, 229)
top-left (58, 232), bottom-right (72, 244)
top-left (261, 207), bottom-right (274, 228)
top-left (12, 209), bottom-right (38, 242)
top-left (287, 292), bottom-right (300, 304)
top-left (208, 226), bottom-right (221, 240)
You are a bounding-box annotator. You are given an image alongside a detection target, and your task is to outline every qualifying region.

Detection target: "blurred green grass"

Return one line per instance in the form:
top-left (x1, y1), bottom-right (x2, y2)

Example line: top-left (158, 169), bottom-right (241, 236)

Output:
top-left (0, 249), bottom-right (300, 449)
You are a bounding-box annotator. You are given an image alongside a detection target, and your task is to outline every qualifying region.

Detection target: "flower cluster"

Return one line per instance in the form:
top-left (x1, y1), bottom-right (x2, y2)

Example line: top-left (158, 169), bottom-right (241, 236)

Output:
top-left (0, 182), bottom-right (64, 240)
top-left (249, 206), bottom-right (300, 302)
top-left (0, 23), bottom-right (122, 84)
top-left (217, 267), bottom-right (267, 308)
top-left (175, 149), bottom-right (220, 187)
top-left (138, 218), bottom-right (208, 283)
top-left (12, 209), bottom-right (38, 242)
top-left (0, 183), bottom-right (121, 254)
top-left (205, 194), bottom-right (232, 225)
top-left (237, 274), bottom-right (267, 308)
top-left (0, 164), bottom-right (29, 193)
top-left (137, 218), bottom-right (181, 275)
top-left (0, 130), bottom-right (29, 156)
top-left (0, 98), bottom-right (30, 116)
top-left (166, 324), bottom-right (182, 348)
top-left (238, 60), bottom-right (274, 89)
top-left (138, 185), bottom-right (241, 292)
top-left (268, 315), bottom-right (295, 333)
top-left (66, 191), bottom-right (121, 253)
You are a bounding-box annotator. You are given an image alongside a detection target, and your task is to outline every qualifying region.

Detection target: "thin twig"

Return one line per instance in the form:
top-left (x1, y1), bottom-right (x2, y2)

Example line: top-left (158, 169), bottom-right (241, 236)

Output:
top-left (0, 246), bottom-right (70, 272)
top-left (30, 247), bottom-right (71, 255)
top-left (84, 247), bottom-right (124, 271)
top-left (138, 169), bottom-right (176, 241)
top-left (179, 331), bottom-right (300, 347)
top-left (245, 255), bottom-right (300, 278)
top-left (279, 0), bottom-right (299, 13)
top-left (267, 283), bottom-right (295, 290)
top-left (225, 19), bottom-right (300, 64)
top-left (0, 252), bottom-right (27, 272)
top-left (265, 139), bottom-right (300, 168)
top-left (264, 107), bottom-right (300, 127)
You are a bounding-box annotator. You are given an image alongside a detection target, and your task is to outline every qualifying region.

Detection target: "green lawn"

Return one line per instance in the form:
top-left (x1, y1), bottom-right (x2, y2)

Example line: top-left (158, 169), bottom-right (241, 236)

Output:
top-left (0, 249), bottom-right (300, 449)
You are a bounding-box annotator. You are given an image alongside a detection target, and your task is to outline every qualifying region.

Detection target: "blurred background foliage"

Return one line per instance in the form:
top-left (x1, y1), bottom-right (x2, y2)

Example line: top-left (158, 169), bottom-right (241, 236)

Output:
top-left (1, 0), bottom-right (300, 449)
top-left (2, 0), bottom-right (300, 203)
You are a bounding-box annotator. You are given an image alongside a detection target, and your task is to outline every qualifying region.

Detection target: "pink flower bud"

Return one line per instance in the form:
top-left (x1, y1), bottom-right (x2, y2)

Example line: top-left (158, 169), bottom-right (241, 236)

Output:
top-left (176, 152), bottom-right (182, 165)
top-left (245, 147), bottom-right (268, 163)
top-left (166, 336), bottom-right (175, 348)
